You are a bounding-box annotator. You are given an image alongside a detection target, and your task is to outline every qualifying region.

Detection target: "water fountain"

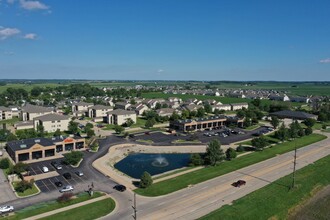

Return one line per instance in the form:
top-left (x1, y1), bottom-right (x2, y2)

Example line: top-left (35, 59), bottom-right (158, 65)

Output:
top-left (151, 155), bottom-right (169, 167)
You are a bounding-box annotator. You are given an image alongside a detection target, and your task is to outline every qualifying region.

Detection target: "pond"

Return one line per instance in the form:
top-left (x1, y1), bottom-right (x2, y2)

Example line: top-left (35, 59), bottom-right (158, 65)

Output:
top-left (114, 153), bottom-right (191, 179)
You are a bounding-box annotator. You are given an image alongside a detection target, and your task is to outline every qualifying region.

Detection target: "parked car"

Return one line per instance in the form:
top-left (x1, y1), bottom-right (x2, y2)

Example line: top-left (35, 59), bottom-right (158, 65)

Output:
top-left (113, 184), bottom-right (126, 192)
top-left (75, 171), bottom-right (84, 177)
top-left (232, 180), bottom-right (246, 187)
top-left (54, 181), bottom-right (63, 187)
top-left (63, 172), bottom-right (72, 179)
top-left (51, 161), bottom-right (62, 170)
top-left (145, 132), bottom-right (150, 135)
top-left (129, 134), bottom-right (135, 138)
top-left (42, 166), bottom-right (49, 173)
top-left (0, 205), bottom-right (14, 214)
top-left (59, 185), bottom-right (74, 193)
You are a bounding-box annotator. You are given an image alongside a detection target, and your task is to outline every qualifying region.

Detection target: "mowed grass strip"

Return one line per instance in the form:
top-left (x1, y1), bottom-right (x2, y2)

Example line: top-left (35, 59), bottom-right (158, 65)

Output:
top-left (2, 192), bottom-right (104, 220)
top-left (40, 198), bottom-right (116, 220)
top-left (199, 154), bottom-right (330, 220)
top-left (134, 134), bottom-right (326, 196)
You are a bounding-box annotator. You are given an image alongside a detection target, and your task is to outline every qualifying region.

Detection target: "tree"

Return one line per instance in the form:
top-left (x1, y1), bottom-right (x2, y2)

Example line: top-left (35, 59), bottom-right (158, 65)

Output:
top-left (170, 112), bottom-right (179, 121)
top-left (0, 158), bottom-right (10, 169)
top-left (68, 121), bottom-right (79, 134)
top-left (289, 120), bottom-right (300, 139)
top-left (125, 118), bottom-right (134, 127)
top-left (225, 148), bottom-right (237, 160)
top-left (305, 127), bottom-right (313, 135)
top-left (155, 103), bottom-right (162, 110)
top-left (14, 180), bottom-right (33, 193)
top-left (114, 125), bottom-right (124, 134)
top-left (139, 171), bottom-right (153, 188)
top-left (37, 124), bottom-right (45, 137)
top-left (303, 118), bottom-right (316, 128)
top-left (6, 133), bottom-right (17, 141)
top-left (197, 108), bottom-right (205, 118)
top-left (270, 116), bottom-right (280, 129)
top-left (190, 153), bottom-right (203, 166)
top-left (275, 123), bottom-right (288, 141)
top-left (145, 118), bottom-right (156, 128)
top-left (53, 129), bottom-right (62, 137)
top-left (181, 110), bottom-right (190, 119)
top-left (251, 136), bottom-right (268, 150)
top-left (86, 129), bottom-right (95, 137)
top-left (204, 104), bottom-right (212, 113)
top-left (236, 144), bottom-right (244, 152)
top-left (63, 151), bottom-right (83, 165)
top-left (85, 123), bottom-right (94, 130)
top-left (12, 162), bottom-right (27, 174)
top-left (205, 139), bottom-right (224, 166)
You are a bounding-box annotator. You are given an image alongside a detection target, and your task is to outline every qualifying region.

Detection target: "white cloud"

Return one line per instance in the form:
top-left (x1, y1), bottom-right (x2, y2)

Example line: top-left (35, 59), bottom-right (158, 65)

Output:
top-left (4, 51), bottom-right (14, 55)
top-left (19, 0), bottom-right (49, 10)
top-left (23, 33), bottom-right (37, 39)
top-left (157, 69), bottom-right (164, 73)
top-left (319, 58), bottom-right (330, 64)
top-left (0, 27), bottom-right (20, 40)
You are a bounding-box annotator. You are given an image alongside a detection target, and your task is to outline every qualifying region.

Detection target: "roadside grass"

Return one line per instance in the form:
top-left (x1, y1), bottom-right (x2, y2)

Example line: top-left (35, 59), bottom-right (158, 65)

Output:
top-left (1, 192), bottom-right (104, 220)
top-left (131, 117), bottom-right (147, 128)
top-left (171, 139), bottom-right (202, 144)
top-left (40, 197), bottom-right (116, 220)
top-left (12, 182), bottom-right (39, 197)
top-left (134, 134), bottom-right (326, 196)
top-left (136, 139), bottom-right (154, 144)
top-left (199, 154), bottom-right (330, 220)
top-left (243, 124), bottom-right (261, 131)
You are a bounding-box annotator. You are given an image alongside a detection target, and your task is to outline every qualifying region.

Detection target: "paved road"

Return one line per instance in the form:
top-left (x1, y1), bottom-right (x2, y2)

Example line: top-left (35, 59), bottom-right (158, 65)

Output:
top-left (105, 132), bottom-right (330, 220)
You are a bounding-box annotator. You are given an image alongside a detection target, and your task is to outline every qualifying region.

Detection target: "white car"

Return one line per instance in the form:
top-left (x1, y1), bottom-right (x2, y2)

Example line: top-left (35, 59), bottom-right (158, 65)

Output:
top-left (75, 171), bottom-right (84, 177)
top-left (59, 185), bottom-right (74, 193)
top-left (0, 205), bottom-right (14, 214)
top-left (42, 166), bottom-right (49, 173)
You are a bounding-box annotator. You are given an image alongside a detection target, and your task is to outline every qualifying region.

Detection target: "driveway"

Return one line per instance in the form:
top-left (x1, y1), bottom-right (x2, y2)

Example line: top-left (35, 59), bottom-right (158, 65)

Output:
top-left (0, 170), bottom-right (16, 204)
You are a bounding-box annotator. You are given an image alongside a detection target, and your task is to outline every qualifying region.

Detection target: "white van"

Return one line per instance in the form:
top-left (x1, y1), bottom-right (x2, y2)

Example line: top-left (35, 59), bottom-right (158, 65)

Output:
top-left (42, 166), bottom-right (49, 173)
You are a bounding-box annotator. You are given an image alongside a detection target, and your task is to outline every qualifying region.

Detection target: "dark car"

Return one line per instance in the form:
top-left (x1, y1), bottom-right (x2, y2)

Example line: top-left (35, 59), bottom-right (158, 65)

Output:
top-left (63, 172), bottom-right (72, 179)
top-left (129, 134), bottom-right (135, 138)
top-left (113, 184), bottom-right (126, 192)
top-left (232, 180), bottom-right (246, 187)
top-left (145, 132), bottom-right (150, 135)
top-left (51, 161), bottom-right (63, 170)
top-left (54, 181), bottom-right (63, 187)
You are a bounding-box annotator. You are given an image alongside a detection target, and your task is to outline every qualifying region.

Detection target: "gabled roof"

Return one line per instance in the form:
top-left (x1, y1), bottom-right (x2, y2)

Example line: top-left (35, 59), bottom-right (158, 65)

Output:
top-left (22, 104), bottom-right (53, 114)
top-left (270, 110), bottom-right (317, 120)
top-left (89, 105), bottom-right (113, 110)
top-left (107, 109), bottom-right (136, 115)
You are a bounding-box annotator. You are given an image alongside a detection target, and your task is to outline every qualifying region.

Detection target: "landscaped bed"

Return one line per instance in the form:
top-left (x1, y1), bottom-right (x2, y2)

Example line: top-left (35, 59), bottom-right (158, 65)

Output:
top-left (134, 134), bottom-right (326, 196)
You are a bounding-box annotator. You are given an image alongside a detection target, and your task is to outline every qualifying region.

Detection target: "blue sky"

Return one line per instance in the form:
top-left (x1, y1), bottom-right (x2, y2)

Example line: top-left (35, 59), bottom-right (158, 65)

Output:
top-left (0, 0), bottom-right (329, 81)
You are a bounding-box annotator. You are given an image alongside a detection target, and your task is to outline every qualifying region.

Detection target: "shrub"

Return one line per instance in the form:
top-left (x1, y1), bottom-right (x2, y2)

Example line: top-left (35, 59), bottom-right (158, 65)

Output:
top-left (57, 192), bottom-right (74, 203)
top-left (190, 153), bottom-right (203, 166)
top-left (140, 171), bottom-right (153, 188)
top-left (14, 180), bottom-right (33, 193)
top-left (225, 148), bottom-right (237, 160)
top-left (12, 162), bottom-right (27, 174)
top-left (305, 127), bottom-right (313, 135)
top-left (236, 144), bottom-right (244, 152)
top-left (0, 158), bottom-right (10, 169)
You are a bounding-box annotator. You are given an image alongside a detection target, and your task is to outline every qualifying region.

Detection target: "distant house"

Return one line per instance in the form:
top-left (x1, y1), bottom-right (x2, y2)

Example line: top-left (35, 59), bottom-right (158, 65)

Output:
top-left (106, 109), bottom-right (137, 125)
top-left (289, 96), bottom-right (310, 103)
top-left (156, 108), bottom-right (177, 117)
top-left (130, 104), bottom-right (149, 115)
top-left (115, 102), bottom-right (131, 110)
top-left (212, 104), bottom-right (232, 112)
top-left (20, 104), bottom-right (54, 121)
top-left (168, 97), bottom-right (182, 103)
top-left (183, 104), bottom-right (202, 112)
top-left (33, 114), bottom-right (71, 133)
top-left (269, 94), bottom-right (290, 102)
top-left (230, 103), bottom-right (249, 111)
top-left (0, 106), bottom-right (13, 120)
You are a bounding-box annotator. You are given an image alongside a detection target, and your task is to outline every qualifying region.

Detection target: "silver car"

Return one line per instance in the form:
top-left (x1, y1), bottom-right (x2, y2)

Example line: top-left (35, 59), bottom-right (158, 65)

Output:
top-left (59, 185), bottom-right (74, 193)
top-left (0, 205), bottom-right (14, 214)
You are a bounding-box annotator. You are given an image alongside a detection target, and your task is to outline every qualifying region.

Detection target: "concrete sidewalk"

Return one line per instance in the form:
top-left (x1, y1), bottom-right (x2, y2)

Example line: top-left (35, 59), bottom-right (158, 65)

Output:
top-left (24, 194), bottom-right (110, 220)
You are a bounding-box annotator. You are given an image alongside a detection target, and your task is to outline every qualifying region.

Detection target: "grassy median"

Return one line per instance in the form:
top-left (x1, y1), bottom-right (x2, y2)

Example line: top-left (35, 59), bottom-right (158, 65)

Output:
top-left (134, 134), bottom-right (326, 196)
top-left (200, 154), bottom-right (330, 220)
top-left (40, 197), bottom-right (116, 220)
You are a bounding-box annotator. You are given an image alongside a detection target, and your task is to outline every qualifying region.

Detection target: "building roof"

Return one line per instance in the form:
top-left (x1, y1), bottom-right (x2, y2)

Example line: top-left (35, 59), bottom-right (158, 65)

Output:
top-left (22, 104), bottom-right (53, 114)
top-left (231, 103), bottom-right (249, 106)
top-left (15, 120), bottom-right (34, 127)
top-left (107, 109), bottom-right (136, 115)
top-left (34, 113), bottom-right (70, 121)
top-left (270, 110), bottom-right (317, 120)
top-left (7, 135), bottom-right (84, 152)
top-left (74, 102), bottom-right (93, 106)
top-left (89, 105), bottom-right (112, 110)
top-left (0, 106), bottom-right (11, 111)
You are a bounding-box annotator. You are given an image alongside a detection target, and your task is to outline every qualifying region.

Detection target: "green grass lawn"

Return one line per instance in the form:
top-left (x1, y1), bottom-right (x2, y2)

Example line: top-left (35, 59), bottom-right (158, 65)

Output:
top-left (1, 192), bottom-right (104, 220)
top-left (131, 117), bottom-right (147, 128)
top-left (153, 167), bottom-right (197, 180)
top-left (12, 182), bottom-right (39, 197)
top-left (0, 118), bottom-right (20, 125)
top-left (172, 139), bottom-right (202, 144)
top-left (134, 134), bottom-right (326, 196)
top-left (243, 124), bottom-right (261, 131)
top-left (40, 197), bottom-right (116, 220)
top-left (136, 139), bottom-right (154, 144)
top-left (199, 154), bottom-right (330, 220)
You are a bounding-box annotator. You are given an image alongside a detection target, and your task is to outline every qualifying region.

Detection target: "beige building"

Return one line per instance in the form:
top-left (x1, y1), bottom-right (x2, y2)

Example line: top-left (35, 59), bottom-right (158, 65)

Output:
top-left (33, 114), bottom-right (71, 133)
top-left (88, 105), bottom-right (113, 119)
top-left (6, 136), bottom-right (85, 163)
top-left (106, 109), bottom-right (137, 125)
top-left (212, 104), bottom-right (232, 112)
top-left (71, 102), bottom-right (93, 117)
top-left (0, 106), bottom-right (13, 120)
top-left (115, 102), bottom-right (131, 110)
top-left (231, 103), bottom-right (249, 111)
top-left (20, 104), bottom-right (54, 121)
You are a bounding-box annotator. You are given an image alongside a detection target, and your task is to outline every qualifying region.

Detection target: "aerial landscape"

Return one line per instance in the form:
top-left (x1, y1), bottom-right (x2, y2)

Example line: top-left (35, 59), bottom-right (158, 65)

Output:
top-left (0, 1), bottom-right (330, 220)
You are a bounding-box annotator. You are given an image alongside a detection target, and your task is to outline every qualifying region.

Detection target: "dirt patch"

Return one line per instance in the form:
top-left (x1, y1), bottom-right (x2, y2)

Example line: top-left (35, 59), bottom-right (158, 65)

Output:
top-left (288, 185), bottom-right (330, 220)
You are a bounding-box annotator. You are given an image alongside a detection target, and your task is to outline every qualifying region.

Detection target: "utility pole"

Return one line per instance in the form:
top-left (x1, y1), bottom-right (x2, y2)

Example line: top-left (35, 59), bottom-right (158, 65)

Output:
top-left (132, 192), bottom-right (137, 220)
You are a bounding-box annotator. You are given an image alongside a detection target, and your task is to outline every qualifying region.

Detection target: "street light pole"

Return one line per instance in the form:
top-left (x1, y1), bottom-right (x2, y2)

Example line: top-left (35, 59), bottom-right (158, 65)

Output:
top-left (132, 192), bottom-right (137, 220)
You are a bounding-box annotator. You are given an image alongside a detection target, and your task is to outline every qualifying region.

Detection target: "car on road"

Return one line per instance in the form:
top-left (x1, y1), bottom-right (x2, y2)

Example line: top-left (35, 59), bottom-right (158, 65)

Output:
top-left (54, 181), bottom-right (63, 187)
top-left (51, 161), bottom-right (62, 170)
top-left (145, 132), bottom-right (150, 135)
top-left (0, 205), bottom-right (14, 214)
top-left (63, 172), bottom-right (72, 179)
top-left (129, 134), bottom-right (135, 138)
top-left (113, 184), bottom-right (126, 192)
top-left (75, 171), bottom-right (84, 176)
top-left (59, 185), bottom-right (74, 193)
top-left (42, 166), bottom-right (49, 173)
top-left (232, 180), bottom-right (246, 187)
